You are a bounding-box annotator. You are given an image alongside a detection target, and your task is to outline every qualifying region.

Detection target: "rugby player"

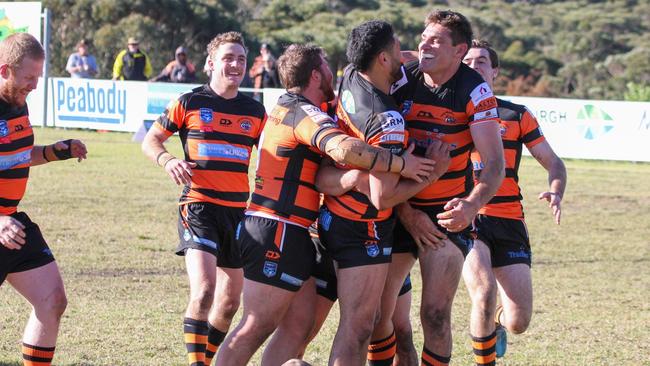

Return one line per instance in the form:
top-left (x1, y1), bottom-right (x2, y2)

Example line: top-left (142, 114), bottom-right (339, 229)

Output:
top-left (0, 33), bottom-right (88, 366)
top-left (215, 43), bottom-right (437, 366)
top-left (142, 32), bottom-right (265, 366)
top-left (320, 20), bottom-right (450, 366)
top-left (461, 39), bottom-right (567, 363)
top-left (390, 10), bottom-right (505, 365)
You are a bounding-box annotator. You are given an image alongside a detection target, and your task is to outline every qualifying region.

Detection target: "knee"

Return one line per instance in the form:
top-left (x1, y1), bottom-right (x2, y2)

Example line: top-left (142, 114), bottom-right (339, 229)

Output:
top-left (421, 305), bottom-right (450, 338)
top-left (505, 313), bottom-right (531, 334)
top-left (37, 287), bottom-right (67, 319)
top-left (216, 295), bottom-right (241, 321)
top-left (189, 285), bottom-right (215, 312)
top-left (345, 310), bottom-right (379, 345)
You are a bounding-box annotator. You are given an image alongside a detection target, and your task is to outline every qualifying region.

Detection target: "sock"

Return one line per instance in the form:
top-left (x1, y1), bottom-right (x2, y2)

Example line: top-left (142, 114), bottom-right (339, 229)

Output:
top-left (367, 331), bottom-right (396, 366)
top-left (184, 317), bottom-right (208, 366)
top-left (22, 343), bottom-right (55, 366)
top-left (421, 346), bottom-right (450, 366)
top-left (495, 305), bottom-right (504, 326)
top-left (472, 331), bottom-right (497, 366)
top-left (204, 323), bottom-right (227, 366)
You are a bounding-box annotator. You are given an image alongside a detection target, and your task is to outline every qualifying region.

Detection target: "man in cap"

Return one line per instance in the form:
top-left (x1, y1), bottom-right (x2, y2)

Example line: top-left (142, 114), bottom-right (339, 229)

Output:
top-left (112, 36), bottom-right (153, 81)
top-left (151, 46), bottom-right (196, 83)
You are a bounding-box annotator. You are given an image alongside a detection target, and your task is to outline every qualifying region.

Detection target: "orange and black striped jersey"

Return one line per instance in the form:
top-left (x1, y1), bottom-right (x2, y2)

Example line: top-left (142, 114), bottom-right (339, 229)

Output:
top-left (471, 98), bottom-right (545, 219)
top-left (153, 84), bottom-right (266, 208)
top-left (323, 65), bottom-right (408, 222)
top-left (247, 92), bottom-right (346, 228)
top-left (0, 100), bottom-right (33, 216)
top-left (392, 61), bottom-right (499, 206)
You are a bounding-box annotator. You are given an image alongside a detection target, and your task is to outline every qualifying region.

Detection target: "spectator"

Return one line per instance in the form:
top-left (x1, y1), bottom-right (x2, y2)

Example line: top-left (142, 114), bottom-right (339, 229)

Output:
top-left (150, 46), bottom-right (196, 83)
top-left (249, 43), bottom-right (280, 99)
top-left (112, 37), bottom-right (153, 81)
top-left (65, 39), bottom-right (98, 78)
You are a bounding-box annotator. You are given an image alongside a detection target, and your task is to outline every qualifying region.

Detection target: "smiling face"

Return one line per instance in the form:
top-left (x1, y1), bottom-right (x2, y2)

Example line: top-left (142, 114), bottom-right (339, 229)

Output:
top-left (209, 42), bottom-right (247, 91)
top-left (418, 23), bottom-right (465, 76)
top-left (0, 56), bottom-right (43, 106)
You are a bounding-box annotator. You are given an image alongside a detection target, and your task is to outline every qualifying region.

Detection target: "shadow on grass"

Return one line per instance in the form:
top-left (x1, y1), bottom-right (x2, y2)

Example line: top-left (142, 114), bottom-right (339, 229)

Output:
top-left (0, 362), bottom-right (22, 366)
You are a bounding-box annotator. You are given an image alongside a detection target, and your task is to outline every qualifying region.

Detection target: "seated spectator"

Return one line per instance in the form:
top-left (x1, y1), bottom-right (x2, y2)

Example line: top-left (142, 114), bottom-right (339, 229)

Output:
top-left (151, 46), bottom-right (196, 83)
top-left (66, 39), bottom-right (98, 78)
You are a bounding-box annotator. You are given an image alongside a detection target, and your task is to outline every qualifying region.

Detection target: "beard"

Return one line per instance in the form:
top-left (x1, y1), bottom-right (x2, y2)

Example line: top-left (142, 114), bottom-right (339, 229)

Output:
top-left (1, 81), bottom-right (28, 107)
top-left (320, 75), bottom-right (335, 102)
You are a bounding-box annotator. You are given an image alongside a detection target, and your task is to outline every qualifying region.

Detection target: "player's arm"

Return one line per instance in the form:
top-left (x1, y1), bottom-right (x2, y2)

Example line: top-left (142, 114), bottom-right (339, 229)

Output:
top-left (437, 120), bottom-right (504, 232)
top-left (30, 140), bottom-right (88, 167)
top-left (529, 141), bottom-right (567, 224)
top-left (368, 141), bottom-right (451, 210)
top-left (315, 158), bottom-right (369, 197)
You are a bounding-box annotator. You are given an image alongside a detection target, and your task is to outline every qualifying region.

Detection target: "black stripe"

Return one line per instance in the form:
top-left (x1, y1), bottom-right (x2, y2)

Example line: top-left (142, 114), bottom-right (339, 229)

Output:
top-left (250, 193), bottom-right (319, 221)
top-left (0, 135), bottom-right (33, 153)
top-left (0, 167), bottom-right (29, 179)
top-left (277, 146), bottom-right (321, 164)
top-left (409, 189), bottom-right (472, 206)
top-left (185, 343), bottom-right (207, 353)
top-left (505, 168), bottom-right (517, 178)
top-left (369, 341), bottom-right (396, 354)
top-left (187, 130), bottom-right (255, 146)
top-left (192, 188), bottom-right (249, 202)
top-left (407, 120), bottom-right (469, 135)
top-left (22, 355), bottom-right (53, 362)
top-left (440, 160), bottom-right (472, 180)
top-left (193, 160), bottom-right (249, 173)
top-left (0, 197), bottom-right (21, 207)
top-left (22, 344), bottom-right (55, 351)
top-left (0, 105), bottom-right (28, 121)
top-left (272, 177), bottom-right (317, 191)
top-left (488, 195), bottom-right (522, 204)
top-left (502, 140), bottom-right (520, 150)
top-left (450, 142), bottom-right (473, 158)
top-left (473, 346), bottom-right (496, 356)
top-left (156, 114), bottom-right (179, 133)
top-left (333, 196), bottom-right (364, 216)
top-left (521, 128), bottom-right (542, 144)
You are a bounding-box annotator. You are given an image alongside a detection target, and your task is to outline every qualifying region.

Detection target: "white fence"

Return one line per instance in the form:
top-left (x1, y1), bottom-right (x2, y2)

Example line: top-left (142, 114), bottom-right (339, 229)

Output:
top-left (26, 77), bottom-right (650, 163)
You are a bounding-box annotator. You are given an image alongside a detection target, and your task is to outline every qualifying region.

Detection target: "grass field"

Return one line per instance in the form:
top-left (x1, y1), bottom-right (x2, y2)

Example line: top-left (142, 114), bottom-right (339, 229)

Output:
top-left (1, 128), bottom-right (649, 365)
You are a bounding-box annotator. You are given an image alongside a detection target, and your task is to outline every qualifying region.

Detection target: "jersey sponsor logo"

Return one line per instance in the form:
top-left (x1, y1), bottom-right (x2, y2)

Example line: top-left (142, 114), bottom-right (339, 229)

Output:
top-left (220, 118), bottom-right (232, 126)
top-left (365, 240), bottom-right (380, 258)
top-left (0, 149), bottom-right (31, 171)
top-left (507, 249), bottom-right (530, 259)
top-left (280, 273), bottom-right (304, 286)
top-left (341, 89), bottom-right (356, 114)
top-left (200, 108), bottom-right (213, 122)
top-left (0, 120), bottom-right (8, 137)
top-left (474, 108), bottom-right (498, 121)
top-left (401, 100), bottom-right (413, 116)
top-left (473, 161), bottom-right (485, 170)
top-left (379, 133), bottom-right (405, 143)
top-left (197, 143), bottom-right (249, 160)
top-left (416, 110), bottom-right (434, 120)
top-left (239, 119), bottom-right (252, 132)
top-left (443, 112), bottom-right (456, 124)
top-left (470, 82), bottom-right (494, 105)
top-left (263, 261), bottom-right (278, 277)
top-left (377, 111), bottom-right (405, 133)
top-left (389, 66), bottom-right (409, 95)
top-left (476, 98), bottom-right (497, 112)
top-left (265, 250), bottom-right (281, 260)
top-left (300, 104), bottom-right (333, 125)
top-left (15, 124), bottom-right (24, 132)
top-left (183, 228), bottom-right (192, 241)
top-left (499, 125), bottom-right (507, 135)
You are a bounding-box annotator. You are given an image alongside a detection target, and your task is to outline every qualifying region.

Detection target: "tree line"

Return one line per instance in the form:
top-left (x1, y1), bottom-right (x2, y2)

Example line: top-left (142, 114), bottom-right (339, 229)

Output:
top-left (43, 0), bottom-right (650, 101)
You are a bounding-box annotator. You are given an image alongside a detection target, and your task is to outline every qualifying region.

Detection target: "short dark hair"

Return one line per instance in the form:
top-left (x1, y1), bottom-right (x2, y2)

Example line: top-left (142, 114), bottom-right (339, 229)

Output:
top-left (471, 39), bottom-right (499, 68)
top-left (277, 44), bottom-right (324, 90)
top-left (346, 20), bottom-right (395, 72)
top-left (207, 31), bottom-right (247, 58)
top-left (425, 10), bottom-right (473, 51)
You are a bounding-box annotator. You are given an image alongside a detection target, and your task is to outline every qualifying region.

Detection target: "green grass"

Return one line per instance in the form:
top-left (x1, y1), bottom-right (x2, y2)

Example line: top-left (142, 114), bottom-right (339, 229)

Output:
top-left (1, 128), bottom-right (649, 365)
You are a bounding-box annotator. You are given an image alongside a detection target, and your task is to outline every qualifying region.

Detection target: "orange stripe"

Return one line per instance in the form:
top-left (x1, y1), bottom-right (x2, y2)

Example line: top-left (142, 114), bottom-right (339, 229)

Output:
top-left (367, 344), bottom-right (396, 360)
top-left (206, 343), bottom-right (218, 353)
top-left (183, 333), bottom-right (208, 344)
top-left (274, 222), bottom-right (285, 250)
top-left (369, 334), bottom-right (396, 350)
top-left (472, 337), bottom-right (497, 350)
top-left (474, 353), bottom-right (496, 364)
top-left (421, 352), bottom-right (448, 366)
top-left (21, 346), bottom-right (54, 358)
top-left (187, 351), bottom-right (205, 363)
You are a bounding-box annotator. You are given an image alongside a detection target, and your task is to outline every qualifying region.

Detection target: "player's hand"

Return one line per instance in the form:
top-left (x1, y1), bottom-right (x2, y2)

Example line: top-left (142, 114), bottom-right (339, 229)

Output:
top-left (436, 197), bottom-right (479, 232)
top-left (539, 191), bottom-right (562, 225)
top-left (353, 170), bottom-right (370, 197)
top-left (424, 139), bottom-right (451, 180)
top-left (165, 158), bottom-right (197, 186)
top-left (0, 215), bottom-right (26, 250)
top-left (398, 204), bottom-right (447, 251)
top-left (400, 143), bottom-right (435, 183)
top-left (54, 139), bottom-right (88, 162)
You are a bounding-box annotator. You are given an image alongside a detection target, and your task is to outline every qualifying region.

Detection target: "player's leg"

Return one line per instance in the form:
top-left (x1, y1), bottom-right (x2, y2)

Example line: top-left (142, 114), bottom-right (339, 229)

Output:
top-left (368, 253), bottom-right (415, 366)
top-left (184, 249), bottom-right (217, 366)
top-left (462, 239), bottom-right (497, 366)
top-left (215, 279), bottom-right (297, 365)
top-left (300, 293), bottom-right (336, 357)
top-left (392, 278), bottom-right (418, 366)
top-left (494, 264), bottom-right (532, 334)
top-left (262, 278), bottom-right (318, 364)
top-left (418, 240), bottom-right (464, 365)
top-left (330, 263), bottom-right (390, 366)
top-left (8, 261), bottom-right (67, 366)
top-left (205, 266), bottom-right (243, 365)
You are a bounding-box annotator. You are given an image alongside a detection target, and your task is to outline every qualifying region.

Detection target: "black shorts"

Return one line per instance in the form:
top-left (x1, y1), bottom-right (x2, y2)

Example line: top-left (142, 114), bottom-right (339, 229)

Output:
top-left (318, 206), bottom-right (394, 269)
top-left (176, 202), bottom-right (244, 268)
top-left (398, 273), bottom-right (412, 296)
top-left (394, 204), bottom-right (475, 258)
top-left (474, 214), bottom-right (532, 268)
top-left (239, 215), bottom-right (316, 292)
top-left (0, 212), bottom-right (55, 285)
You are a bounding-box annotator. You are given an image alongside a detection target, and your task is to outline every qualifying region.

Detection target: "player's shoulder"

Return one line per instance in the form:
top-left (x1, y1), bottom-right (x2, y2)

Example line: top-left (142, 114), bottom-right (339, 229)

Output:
top-left (234, 92), bottom-right (266, 118)
top-left (497, 98), bottom-right (528, 121)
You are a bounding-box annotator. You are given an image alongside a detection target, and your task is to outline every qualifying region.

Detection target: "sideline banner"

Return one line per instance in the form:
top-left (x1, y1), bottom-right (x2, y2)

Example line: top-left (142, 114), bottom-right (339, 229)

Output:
top-left (503, 96), bottom-right (650, 162)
